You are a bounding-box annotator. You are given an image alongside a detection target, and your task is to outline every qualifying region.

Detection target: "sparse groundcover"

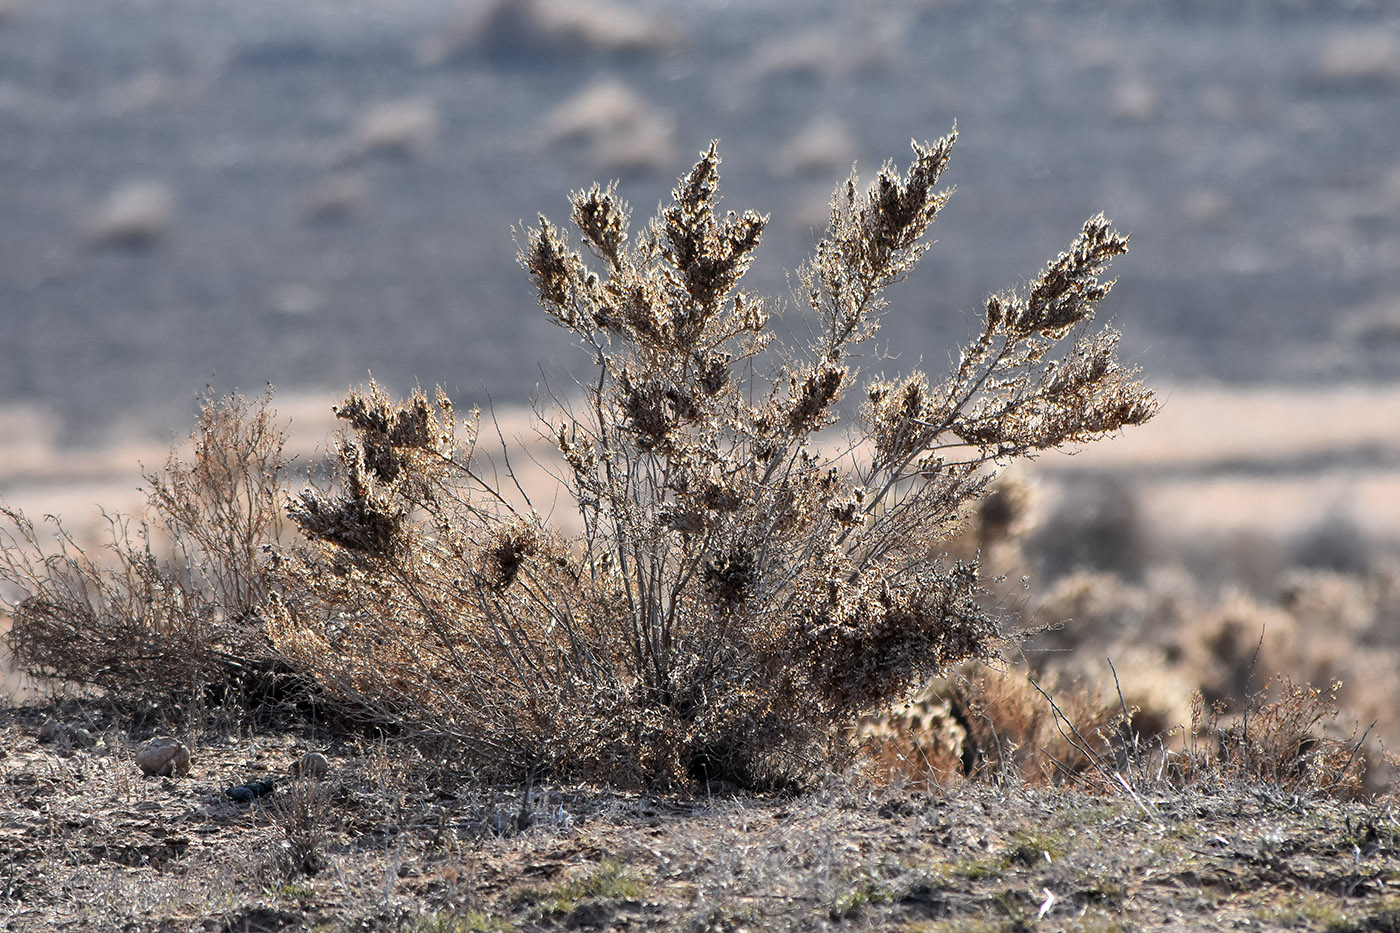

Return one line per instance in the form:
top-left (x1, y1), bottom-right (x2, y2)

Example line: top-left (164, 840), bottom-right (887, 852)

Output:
top-left (2, 705), bottom-right (1400, 931)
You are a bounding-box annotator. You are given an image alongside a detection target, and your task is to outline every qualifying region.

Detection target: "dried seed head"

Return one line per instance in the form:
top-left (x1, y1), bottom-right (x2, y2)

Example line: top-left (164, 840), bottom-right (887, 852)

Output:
top-left (522, 216), bottom-right (582, 323)
top-left (617, 370), bottom-right (671, 450)
top-left (866, 372), bottom-right (933, 465)
top-left (787, 362), bottom-right (846, 434)
top-left (702, 546), bottom-right (757, 610)
top-left (480, 522), bottom-right (541, 591)
top-left (695, 351), bottom-right (731, 397)
top-left (571, 181), bottom-right (630, 268)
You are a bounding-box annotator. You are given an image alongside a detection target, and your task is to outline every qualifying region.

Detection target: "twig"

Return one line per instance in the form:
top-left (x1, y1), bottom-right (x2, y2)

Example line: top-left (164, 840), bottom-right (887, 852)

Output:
top-left (1027, 676), bottom-right (1158, 823)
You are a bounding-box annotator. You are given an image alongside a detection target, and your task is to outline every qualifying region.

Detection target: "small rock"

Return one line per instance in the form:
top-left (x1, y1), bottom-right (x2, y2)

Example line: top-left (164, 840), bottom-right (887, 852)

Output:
top-left (292, 751), bottom-right (329, 780)
top-left (135, 737), bottom-right (191, 778)
top-left (36, 720), bottom-right (96, 753)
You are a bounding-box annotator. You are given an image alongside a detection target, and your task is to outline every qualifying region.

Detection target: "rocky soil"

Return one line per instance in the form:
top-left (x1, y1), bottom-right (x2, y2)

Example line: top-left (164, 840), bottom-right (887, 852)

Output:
top-left (4, 700), bottom-right (1400, 932)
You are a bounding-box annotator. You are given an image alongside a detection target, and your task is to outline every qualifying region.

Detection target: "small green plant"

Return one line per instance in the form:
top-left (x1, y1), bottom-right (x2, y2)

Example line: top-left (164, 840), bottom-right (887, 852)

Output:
top-left (267, 881), bottom-right (316, 903)
top-left (514, 859), bottom-right (646, 917)
top-left (1006, 829), bottom-right (1068, 867)
top-left (828, 868), bottom-right (903, 920)
top-left (267, 127), bottom-right (1155, 788)
top-left (415, 910), bottom-right (513, 933)
top-left (941, 854), bottom-right (1005, 882)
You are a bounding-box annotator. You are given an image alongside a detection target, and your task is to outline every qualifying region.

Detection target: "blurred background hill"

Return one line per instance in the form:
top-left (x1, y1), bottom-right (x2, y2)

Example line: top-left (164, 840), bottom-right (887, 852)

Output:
top-left (1, 0), bottom-right (1397, 439)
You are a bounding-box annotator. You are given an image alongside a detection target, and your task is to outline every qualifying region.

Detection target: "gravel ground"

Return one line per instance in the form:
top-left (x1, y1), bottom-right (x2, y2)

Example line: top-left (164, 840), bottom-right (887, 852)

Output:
top-left (3, 699), bottom-right (1400, 932)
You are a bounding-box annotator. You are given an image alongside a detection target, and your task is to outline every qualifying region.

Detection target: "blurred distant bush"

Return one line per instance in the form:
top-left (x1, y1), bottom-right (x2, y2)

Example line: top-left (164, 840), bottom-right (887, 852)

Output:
top-left (83, 180), bottom-right (175, 250)
top-left (541, 79), bottom-right (677, 174)
top-left (1029, 479), bottom-right (1148, 581)
top-left (420, 0), bottom-right (679, 64)
top-left (349, 99), bottom-right (439, 160)
top-left (1290, 513), bottom-right (1372, 576)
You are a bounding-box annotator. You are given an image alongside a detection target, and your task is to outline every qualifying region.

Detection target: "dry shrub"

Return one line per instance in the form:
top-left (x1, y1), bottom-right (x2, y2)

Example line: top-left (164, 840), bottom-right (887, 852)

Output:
top-left (301, 173), bottom-right (369, 224)
top-left (1029, 479), bottom-right (1148, 581)
top-left (268, 130), bottom-right (1155, 788)
top-left (865, 666), bottom-right (1380, 799)
top-left (267, 775), bottom-right (335, 880)
top-left (1177, 575), bottom-right (1400, 748)
top-left (1170, 677), bottom-right (1375, 799)
top-left (987, 548), bottom-right (1400, 796)
top-left (861, 666), bottom-right (1139, 790)
top-left (421, 0), bottom-right (679, 64)
top-left (745, 20), bottom-right (897, 83)
top-left (1110, 79), bottom-right (1157, 122)
top-left (349, 99), bottom-right (440, 159)
top-left (1310, 30), bottom-right (1400, 86)
top-left (1290, 513), bottom-right (1372, 575)
top-left (541, 79), bottom-right (677, 174)
top-left (775, 115), bottom-right (859, 177)
top-left (863, 557), bottom-right (1395, 797)
top-left (0, 391), bottom-right (289, 702)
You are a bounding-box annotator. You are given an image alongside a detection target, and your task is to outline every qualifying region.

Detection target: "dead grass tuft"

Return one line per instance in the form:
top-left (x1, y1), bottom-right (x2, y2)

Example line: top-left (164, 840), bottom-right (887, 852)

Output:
top-left (1, 390), bottom-right (291, 706)
top-left (1170, 676), bottom-right (1376, 799)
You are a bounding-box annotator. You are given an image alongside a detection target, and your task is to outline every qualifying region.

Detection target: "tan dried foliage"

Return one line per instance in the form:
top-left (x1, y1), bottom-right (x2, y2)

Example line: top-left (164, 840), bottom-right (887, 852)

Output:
top-left (864, 662), bottom-right (1377, 799)
top-left (861, 666), bottom-right (1128, 790)
top-left (1170, 677), bottom-right (1374, 799)
top-left (268, 129), bottom-right (1155, 788)
top-left (1, 390), bottom-right (289, 698)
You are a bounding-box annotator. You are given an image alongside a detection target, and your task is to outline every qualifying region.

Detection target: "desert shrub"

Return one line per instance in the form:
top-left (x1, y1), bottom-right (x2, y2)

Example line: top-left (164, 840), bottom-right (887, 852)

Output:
top-left (423, 0), bottom-right (679, 63)
top-left (267, 129), bottom-right (1155, 788)
top-left (1170, 677), bottom-right (1374, 798)
top-left (865, 665), bottom-right (1379, 799)
top-left (83, 179), bottom-right (175, 249)
top-left (0, 390), bottom-right (290, 702)
top-left (1290, 514), bottom-right (1372, 576)
top-left (1029, 478), bottom-right (1148, 581)
top-left (860, 664), bottom-right (1149, 790)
